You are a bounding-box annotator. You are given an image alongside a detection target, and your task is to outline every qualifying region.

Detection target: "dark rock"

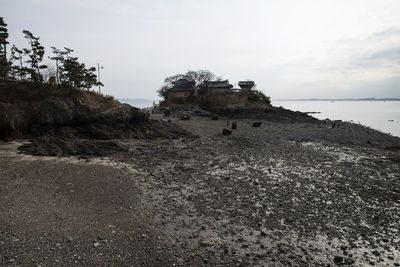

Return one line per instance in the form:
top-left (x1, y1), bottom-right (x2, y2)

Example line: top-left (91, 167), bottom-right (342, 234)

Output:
top-left (200, 240), bottom-right (210, 247)
top-left (211, 115), bottom-right (219, 120)
top-left (180, 115), bottom-right (191, 120)
top-left (372, 250), bottom-right (380, 256)
top-left (334, 255), bottom-right (344, 264)
top-left (222, 129), bottom-right (232, 135)
top-left (286, 217), bottom-right (294, 223)
top-left (64, 236), bottom-right (73, 243)
top-left (334, 255), bottom-right (355, 265)
top-left (252, 122), bottom-right (262, 127)
top-left (260, 230), bottom-right (267, 237)
top-left (331, 121), bottom-right (340, 128)
top-left (231, 121), bottom-right (237, 130)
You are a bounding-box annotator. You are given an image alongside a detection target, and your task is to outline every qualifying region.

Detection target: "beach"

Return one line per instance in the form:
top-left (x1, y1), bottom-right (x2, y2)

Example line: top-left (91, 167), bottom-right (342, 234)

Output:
top-left (1, 113), bottom-right (400, 266)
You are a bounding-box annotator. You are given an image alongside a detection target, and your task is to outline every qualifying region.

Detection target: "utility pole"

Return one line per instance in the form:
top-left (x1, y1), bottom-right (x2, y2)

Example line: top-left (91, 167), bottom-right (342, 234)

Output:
top-left (97, 63), bottom-right (103, 94)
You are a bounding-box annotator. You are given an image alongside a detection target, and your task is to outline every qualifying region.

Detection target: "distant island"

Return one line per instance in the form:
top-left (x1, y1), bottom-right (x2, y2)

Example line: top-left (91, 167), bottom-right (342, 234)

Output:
top-left (274, 98), bottom-right (400, 101)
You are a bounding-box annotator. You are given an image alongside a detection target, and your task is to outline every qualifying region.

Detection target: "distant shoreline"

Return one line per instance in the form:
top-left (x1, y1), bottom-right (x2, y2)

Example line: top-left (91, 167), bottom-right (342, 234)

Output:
top-left (273, 98), bottom-right (400, 101)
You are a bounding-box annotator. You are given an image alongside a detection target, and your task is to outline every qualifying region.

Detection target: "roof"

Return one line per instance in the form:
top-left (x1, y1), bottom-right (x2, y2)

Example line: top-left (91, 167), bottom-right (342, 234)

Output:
top-left (172, 79), bottom-right (195, 87)
top-left (169, 78), bottom-right (195, 92)
top-left (238, 81), bottom-right (255, 86)
top-left (203, 80), bottom-right (233, 89)
top-left (238, 80), bottom-right (255, 90)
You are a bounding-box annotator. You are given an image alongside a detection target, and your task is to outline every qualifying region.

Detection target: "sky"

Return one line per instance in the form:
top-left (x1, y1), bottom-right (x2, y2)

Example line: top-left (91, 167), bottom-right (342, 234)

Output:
top-left (2, 0), bottom-right (400, 99)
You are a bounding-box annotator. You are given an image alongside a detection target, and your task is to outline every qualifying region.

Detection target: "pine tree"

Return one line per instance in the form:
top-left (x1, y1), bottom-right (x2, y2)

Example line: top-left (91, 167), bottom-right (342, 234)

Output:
top-left (84, 66), bottom-right (102, 91)
top-left (49, 46), bottom-right (71, 85)
top-left (0, 17), bottom-right (10, 79)
top-left (63, 56), bottom-right (83, 88)
top-left (55, 47), bottom-right (102, 90)
top-left (23, 30), bottom-right (47, 82)
top-left (10, 45), bottom-right (28, 80)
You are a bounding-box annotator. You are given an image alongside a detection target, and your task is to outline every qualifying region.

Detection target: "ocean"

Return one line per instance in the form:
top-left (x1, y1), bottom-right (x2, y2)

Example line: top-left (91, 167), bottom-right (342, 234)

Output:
top-left (273, 100), bottom-right (400, 137)
top-left (119, 99), bottom-right (156, 109)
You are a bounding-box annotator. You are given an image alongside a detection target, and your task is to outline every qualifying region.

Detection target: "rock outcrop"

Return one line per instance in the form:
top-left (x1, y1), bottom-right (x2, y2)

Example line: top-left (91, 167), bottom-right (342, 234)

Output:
top-left (0, 81), bottom-right (148, 140)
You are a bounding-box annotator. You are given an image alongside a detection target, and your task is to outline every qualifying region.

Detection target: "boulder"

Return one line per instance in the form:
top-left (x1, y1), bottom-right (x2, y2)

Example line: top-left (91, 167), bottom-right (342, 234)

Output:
top-left (222, 129), bottom-right (232, 135)
top-left (180, 115), bottom-right (191, 120)
top-left (231, 121), bottom-right (237, 130)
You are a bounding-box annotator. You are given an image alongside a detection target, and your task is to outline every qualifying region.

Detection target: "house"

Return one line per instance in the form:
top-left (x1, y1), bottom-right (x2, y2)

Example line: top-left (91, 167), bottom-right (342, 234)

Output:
top-left (167, 79), bottom-right (197, 98)
top-left (201, 80), bottom-right (233, 93)
top-left (238, 81), bottom-right (255, 90)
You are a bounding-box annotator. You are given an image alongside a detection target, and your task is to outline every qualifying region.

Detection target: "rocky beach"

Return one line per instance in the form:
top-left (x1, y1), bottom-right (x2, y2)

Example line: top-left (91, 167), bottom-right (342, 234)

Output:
top-left (1, 82), bottom-right (400, 266)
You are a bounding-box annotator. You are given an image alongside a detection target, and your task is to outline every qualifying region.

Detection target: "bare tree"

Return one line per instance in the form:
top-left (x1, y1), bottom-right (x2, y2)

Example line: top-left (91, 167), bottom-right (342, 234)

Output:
top-left (184, 69), bottom-right (222, 87)
top-left (158, 69), bottom-right (222, 100)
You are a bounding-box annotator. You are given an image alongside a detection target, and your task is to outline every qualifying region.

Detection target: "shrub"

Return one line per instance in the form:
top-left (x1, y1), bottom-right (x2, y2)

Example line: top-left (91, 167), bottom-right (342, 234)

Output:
top-left (248, 90), bottom-right (270, 105)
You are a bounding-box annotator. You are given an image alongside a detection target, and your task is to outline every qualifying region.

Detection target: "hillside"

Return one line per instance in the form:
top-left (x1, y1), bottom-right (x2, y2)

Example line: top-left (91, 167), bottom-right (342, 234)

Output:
top-left (0, 81), bottom-right (144, 139)
top-left (0, 81), bottom-right (189, 157)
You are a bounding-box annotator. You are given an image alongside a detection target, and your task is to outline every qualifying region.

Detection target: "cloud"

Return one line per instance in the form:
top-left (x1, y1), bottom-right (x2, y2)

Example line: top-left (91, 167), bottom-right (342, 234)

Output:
top-left (365, 47), bottom-right (400, 62)
top-left (368, 27), bottom-right (400, 41)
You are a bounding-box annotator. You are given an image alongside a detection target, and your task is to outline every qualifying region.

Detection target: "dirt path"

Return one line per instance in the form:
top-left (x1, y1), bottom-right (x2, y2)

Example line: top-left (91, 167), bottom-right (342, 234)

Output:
top-left (1, 116), bottom-right (400, 266)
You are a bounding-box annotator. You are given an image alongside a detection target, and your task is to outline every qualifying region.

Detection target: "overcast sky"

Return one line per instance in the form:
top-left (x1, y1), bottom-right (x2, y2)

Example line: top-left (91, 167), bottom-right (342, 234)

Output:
top-left (2, 0), bottom-right (400, 99)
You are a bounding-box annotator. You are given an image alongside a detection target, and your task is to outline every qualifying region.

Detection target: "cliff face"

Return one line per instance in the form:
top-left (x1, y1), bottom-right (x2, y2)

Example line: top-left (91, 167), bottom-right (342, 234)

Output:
top-left (0, 81), bottom-right (148, 140)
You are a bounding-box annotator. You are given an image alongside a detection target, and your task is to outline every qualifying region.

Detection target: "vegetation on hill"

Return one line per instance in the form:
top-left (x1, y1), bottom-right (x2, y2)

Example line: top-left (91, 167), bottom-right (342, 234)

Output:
top-left (248, 89), bottom-right (271, 105)
top-left (0, 16), bottom-right (102, 90)
top-left (157, 69), bottom-right (221, 99)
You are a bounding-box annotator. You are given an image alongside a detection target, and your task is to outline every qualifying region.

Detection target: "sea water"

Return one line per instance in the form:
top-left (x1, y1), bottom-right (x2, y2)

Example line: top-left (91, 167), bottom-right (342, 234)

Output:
top-left (273, 101), bottom-right (400, 137)
top-left (119, 99), bottom-right (156, 109)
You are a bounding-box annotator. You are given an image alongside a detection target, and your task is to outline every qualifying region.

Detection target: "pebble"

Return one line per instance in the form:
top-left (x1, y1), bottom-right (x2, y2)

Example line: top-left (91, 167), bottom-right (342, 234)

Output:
top-left (64, 236), bottom-right (73, 243)
top-left (260, 230), bottom-right (267, 237)
top-left (200, 240), bottom-right (210, 247)
top-left (372, 250), bottom-right (380, 256)
top-left (286, 217), bottom-right (294, 223)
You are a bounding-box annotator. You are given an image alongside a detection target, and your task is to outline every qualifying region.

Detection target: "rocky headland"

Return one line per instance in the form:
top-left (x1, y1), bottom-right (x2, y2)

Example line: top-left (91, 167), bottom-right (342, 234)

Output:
top-left (1, 81), bottom-right (399, 266)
